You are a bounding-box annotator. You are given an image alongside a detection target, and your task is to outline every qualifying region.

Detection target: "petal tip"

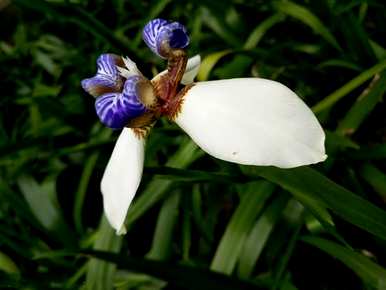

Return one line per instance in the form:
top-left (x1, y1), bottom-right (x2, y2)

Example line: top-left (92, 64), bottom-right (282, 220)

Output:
top-left (116, 225), bottom-right (127, 235)
top-left (100, 128), bottom-right (145, 233)
top-left (320, 153), bottom-right (328, 162)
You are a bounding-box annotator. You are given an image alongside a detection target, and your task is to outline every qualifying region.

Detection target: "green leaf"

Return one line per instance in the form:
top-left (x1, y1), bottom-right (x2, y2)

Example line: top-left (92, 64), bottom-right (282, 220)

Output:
top-left (131, 0), bottom-right (173, 47)
top-left (312, 58), bottom-right (386, 113)
top-left (73, 152), bottom-right (99, 234)
top-left (325, 131), bottom-right (359, 151)
top-left (244, 13), bottom-right (286, 50)
top-left (214, 55), bottom-right (254, 79)
top-left (359, 163), bottom-right (386, 201)
top-left (370, 39), bottom-right (386, 60)
top-left (181, 204), bottom-right (192, 261)
top-left (86, 216), bottom-right (122, 290)
top-left (145, 166), bottom-right (243, 183)
top-left (191, 185), bottom-right (214, 244)
top-left (349, 144), bottom-right (386, 160)
top-left (334, 11), bottom-right (376, 65)
top-left (197, 50), bottom-right (232, 81)
top-left (201, 7), bottom-right (241, 47)
top-left (274, 1), bottom-right (341, 51)
top-left (33, 50), bottom-right (60, 77)
top-left (83, 249), bottom-right (266, 290)
top-left (337, 71), bottom-right (386, 136)
top-left (0, 252), bottom-right (20, 275)
top-left (317, 59), bottom-right (362, 71)
top-left (303, 237), bottom-right (386, 288)
top-left (147, 190), bottom-right (181, 260)
top-left (241, 166), bottom-right (386, 240)
top-left (237, 195), bottom-right (288, 279)
top-left (13, 0), bottom-right (136, 54)
top-left (210, 181), bottom-right (274, 274)
top-left (74, 126), bottom-right (111, 234)
top-left (287, 185), bottom-right (334, 227)
top-left (125, 139), bottom-right (203, 230)
top-left (17, 175), bottom-right (76, 247)
top-left (273, 221), bottom-right (303, 289)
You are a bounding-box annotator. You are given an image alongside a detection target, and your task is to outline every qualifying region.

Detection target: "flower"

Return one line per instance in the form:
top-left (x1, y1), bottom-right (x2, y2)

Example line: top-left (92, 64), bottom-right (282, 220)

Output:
top-left (142, 18), bottom-right (189, 58)
top-left (81, 19), bottom-right (327, 234)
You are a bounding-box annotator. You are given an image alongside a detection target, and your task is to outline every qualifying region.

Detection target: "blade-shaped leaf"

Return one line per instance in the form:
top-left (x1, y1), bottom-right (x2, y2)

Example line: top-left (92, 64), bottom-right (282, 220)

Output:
top-left (337, 71), bottom-right (386, 135)
top-left (237, 195), bottom-right (288, 278)
top-left (359, 163), bottom-right (386, 201)
top-left (303, 237), bottom-right (386, 288)
top-left (17, 175), bottom-right (76, 247)
top-left (210, 181), bottom-right (274, 274)
top-left (83, 249), bottom-right (266, 290)
top-left (86, 216), bottom-right (122, 290)
top-left (197, 50), bottom-right (232, 81)
top-left (125, 139), bottom-right (203, 229)
top-left (274, 1), bottom-right (341, 50)
top-left (312, 58), bottom-right (386, 113)
top-left (241, 166), bottom-right (386, 240)
top-left (147, 190), bottom-right (181, 260)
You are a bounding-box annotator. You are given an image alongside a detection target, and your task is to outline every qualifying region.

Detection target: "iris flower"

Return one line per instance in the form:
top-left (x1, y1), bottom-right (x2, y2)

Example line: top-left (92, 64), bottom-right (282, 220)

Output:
top-left (81, 19), bottom-right (327, 234)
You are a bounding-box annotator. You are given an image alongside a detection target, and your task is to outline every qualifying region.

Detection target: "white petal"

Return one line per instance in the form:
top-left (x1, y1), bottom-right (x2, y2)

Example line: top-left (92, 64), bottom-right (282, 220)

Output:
top-left (101, 128), bottom-right (144, 234)
top-left (175, 78), bottom-right (326, 168)
top-left (116, 66), bottom-right (133, 79)
top-left (118, 56), bottom-right (143, 78)
top-left (152, 55), bottom-right (201, 84)
top-left (181, 55), bottom-right (201, 85)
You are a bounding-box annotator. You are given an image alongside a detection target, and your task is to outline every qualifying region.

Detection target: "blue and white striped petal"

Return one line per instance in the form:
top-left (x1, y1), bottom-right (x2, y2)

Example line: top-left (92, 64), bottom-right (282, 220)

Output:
top-left (142, 18), bottom-right (189, 58)
top-left (95, 75), bottom-right (146, 129)
top-left (81, 54), bottom-right (123, 97)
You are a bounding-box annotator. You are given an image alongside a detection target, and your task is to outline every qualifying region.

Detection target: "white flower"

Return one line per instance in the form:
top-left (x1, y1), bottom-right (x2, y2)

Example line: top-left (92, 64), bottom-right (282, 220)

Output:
top-left (81, 19), bottom-right (326, 234)
top-left (100, 55), bottom-right (326, 234)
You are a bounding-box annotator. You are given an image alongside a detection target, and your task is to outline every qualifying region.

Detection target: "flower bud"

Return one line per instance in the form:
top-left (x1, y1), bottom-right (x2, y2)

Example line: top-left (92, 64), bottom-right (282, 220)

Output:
top-left (142, 18), bottom-right (189, 58)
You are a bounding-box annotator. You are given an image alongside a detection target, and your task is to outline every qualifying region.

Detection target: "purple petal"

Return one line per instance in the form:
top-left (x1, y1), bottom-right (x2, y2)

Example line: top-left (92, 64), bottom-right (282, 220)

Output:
top-left (95, 75), bottom-right (146, 129)
top-left (142, 18), bottom-right (189, 58)
top-left (81, 54), bottom-right (124, 97)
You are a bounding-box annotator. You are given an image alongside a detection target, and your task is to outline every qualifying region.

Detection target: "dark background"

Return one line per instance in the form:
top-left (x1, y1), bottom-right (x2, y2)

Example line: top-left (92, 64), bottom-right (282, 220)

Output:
top-left (0, 0), bottom-right (386, 289)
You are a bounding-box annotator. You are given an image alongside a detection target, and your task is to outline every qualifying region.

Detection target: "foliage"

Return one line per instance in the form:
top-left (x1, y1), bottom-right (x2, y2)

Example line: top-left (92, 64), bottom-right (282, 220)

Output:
top-left (1, 0), bottom-right (386, 289)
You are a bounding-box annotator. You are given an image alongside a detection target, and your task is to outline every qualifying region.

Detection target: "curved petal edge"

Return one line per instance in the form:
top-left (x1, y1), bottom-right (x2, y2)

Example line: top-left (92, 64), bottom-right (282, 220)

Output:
top-left (175, 78), bottom-right (327, 168)
top-left (181, 55), bottom-right (201, 85)
top-left (101, 128), bottom-right (145, 234)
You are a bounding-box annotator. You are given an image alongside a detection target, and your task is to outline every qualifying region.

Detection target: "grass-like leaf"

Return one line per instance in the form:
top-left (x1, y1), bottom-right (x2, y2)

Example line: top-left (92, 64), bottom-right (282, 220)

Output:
top-left (337, 71), bottom-right (386, 135)
top-left (147, 190), bottom-right (181, 260)
top-left (210, 181), bottom-right (274, 274)
top-left (274, 1), bottom-right (341, 51)
top-left (86, 217), bottom-right (122, 290)
top-left (312, 59), bottom-right (386, 113)
top-left (82, 249), bottom-right (266, 290)
top-left (125, 139), bottom-right (203, 230)
top-left (241, 166), bottom-right (386, 240)
top-left (237, 195), bottom-right (289, 279)
top-left (303, 236), bottom-right (386, 288)
top-left (17, 175), bottom-right (76, 247)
